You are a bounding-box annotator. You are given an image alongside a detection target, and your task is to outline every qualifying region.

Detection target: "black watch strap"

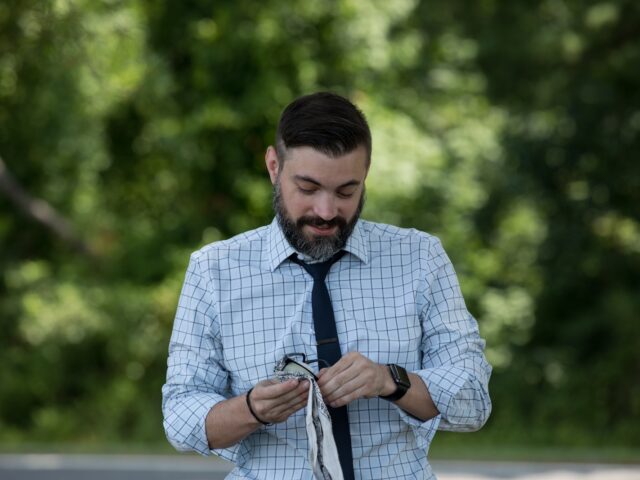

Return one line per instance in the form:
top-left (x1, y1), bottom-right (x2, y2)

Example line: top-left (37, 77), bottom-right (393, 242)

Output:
top-left (380, 364), bottom-right (411, 402)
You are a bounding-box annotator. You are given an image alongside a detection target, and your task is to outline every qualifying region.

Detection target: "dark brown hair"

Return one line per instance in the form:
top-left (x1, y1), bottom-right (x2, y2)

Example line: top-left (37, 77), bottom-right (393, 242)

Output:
top-left (275, 92), bottom-right (372, 166)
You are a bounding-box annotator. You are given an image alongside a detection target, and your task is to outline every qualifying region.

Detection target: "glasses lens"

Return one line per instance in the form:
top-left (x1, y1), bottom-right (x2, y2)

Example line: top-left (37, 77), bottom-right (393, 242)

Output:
top-left (283, 358), bottom-right (316, 378)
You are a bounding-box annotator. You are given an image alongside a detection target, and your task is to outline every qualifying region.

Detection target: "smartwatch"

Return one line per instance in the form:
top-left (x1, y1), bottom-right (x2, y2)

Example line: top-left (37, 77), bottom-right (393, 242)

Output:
top-left (379, 364), bottom-right (411, 401)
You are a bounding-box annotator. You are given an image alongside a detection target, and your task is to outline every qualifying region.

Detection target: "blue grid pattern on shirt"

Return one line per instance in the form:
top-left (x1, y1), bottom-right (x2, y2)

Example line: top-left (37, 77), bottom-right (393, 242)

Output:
top-left (162, 218), bottom-right (491, 479)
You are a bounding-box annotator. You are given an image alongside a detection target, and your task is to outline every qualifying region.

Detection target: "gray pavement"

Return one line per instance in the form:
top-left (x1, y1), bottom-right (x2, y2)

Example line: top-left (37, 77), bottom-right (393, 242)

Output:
top-left (0, 453), bottom-right (231, 480)
top-left (0, 454), bottom-right (639, 479)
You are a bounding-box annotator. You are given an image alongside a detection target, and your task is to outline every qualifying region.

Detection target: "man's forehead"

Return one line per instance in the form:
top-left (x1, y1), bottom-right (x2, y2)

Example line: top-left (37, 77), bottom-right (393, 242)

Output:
top-left (294, 174), bottom-right (361, 189)
top-left (281, 145), bottom-right (368, 178)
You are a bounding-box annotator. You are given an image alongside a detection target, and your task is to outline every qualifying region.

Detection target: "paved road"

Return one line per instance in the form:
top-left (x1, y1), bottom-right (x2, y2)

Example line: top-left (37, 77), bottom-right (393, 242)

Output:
top-left (0, 454), bottom-right (639, 479)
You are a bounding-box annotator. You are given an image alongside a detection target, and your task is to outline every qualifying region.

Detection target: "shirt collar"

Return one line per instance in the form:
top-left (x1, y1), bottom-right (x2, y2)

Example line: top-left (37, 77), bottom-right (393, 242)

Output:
top-left (266, 217), bottom-right (369, 271)
top-left (266, 217), bottom-right (297, 271)
top-left (343, 219), bottom-right (369, 264)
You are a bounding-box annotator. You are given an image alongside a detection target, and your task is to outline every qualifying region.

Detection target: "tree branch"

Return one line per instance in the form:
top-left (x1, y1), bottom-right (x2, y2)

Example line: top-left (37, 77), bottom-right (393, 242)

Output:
top-left (0, 155), bottom-right (94, 256)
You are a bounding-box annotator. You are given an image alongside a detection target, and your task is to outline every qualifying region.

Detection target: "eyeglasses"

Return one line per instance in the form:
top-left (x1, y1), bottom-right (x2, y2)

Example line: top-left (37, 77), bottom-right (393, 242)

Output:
top-left (276, 353), bottom-right (330, 380)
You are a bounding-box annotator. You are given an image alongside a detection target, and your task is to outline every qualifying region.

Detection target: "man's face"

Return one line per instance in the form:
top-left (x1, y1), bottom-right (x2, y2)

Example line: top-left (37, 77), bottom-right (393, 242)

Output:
top-left (267, 145), bottom-right (368, 261)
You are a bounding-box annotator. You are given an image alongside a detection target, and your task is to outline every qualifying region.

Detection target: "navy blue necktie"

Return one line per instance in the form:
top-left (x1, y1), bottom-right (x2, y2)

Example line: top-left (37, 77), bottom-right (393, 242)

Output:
top-left (290, 251), bottom-right (355, 480)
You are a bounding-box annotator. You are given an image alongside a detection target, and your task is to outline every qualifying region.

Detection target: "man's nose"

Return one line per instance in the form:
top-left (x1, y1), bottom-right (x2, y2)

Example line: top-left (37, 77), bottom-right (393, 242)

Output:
top-left (313, 193), bottom-right (337, 221)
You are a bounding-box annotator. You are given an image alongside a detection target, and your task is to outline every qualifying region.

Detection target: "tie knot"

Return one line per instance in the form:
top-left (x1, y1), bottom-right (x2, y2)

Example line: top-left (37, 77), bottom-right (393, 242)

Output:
top-left (290, 251), bottom-right (345, 281)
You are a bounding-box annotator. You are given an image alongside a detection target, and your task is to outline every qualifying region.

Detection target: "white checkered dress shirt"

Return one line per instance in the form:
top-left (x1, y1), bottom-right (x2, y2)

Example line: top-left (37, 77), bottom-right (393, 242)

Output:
top-left (162, 218), bottom-right (492, 479)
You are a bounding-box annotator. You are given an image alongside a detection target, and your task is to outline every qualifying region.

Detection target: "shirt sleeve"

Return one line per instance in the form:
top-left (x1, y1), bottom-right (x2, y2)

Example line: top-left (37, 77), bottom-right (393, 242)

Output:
top-left (401, 236), bottom-right (492, 433)
top-left (161, 252), bottom-right (239, 461)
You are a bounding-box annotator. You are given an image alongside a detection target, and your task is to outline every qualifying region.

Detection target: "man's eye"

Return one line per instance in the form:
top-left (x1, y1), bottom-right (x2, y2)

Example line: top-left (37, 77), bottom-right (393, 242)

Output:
top-left (299, 187), bottom-right (316, 195)
top-left (338, 191), bottom-right (355, 199)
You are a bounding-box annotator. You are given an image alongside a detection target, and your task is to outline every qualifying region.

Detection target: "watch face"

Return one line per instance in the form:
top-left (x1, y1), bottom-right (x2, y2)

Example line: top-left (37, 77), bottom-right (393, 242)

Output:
top-left (390, 364), bottom-right (411, 389)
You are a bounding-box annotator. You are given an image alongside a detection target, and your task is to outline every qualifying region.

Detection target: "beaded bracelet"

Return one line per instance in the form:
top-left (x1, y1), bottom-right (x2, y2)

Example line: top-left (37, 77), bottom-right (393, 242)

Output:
top-left (246, 387), bottom-right (272, 426)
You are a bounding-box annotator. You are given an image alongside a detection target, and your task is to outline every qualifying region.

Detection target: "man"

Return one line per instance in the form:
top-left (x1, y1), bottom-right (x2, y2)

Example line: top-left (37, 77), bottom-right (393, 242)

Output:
top-left (162, 92), bottom-right (492, 479)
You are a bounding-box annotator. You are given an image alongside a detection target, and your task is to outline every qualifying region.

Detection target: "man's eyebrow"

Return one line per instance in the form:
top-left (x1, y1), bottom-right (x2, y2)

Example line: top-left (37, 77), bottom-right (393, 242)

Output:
top-left (294, 175), bottom-right (361, 189)
top-left (294, 175), bottom-right (321, 186)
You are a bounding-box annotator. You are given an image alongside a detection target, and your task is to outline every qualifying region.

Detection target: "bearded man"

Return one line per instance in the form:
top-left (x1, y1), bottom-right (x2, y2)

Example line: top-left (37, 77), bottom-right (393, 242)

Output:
top-left (162, 92), bottom-right (492, 479)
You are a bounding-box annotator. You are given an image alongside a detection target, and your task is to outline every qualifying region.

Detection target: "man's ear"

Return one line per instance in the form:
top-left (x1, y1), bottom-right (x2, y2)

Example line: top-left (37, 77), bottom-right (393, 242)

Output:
top-left (265, 146), bottom-right (280, 185)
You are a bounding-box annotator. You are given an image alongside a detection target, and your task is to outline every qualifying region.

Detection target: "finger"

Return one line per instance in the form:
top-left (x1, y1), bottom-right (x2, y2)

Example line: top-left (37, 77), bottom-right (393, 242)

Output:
top-left (329, 355), bottom-right (356, 375)
top-left (286, 379), bottom-right (310, 402)
top-left (258, 379), bottom-right (309, 411)
top-left (328, 384), bottom-right (370, 408)
top-left (322, 371), bottom-right (364, 403)
top-left (272, 398), bottom-right (308, 423)
top-left (274, 393), bottom-right (309, 416)
top-left (254, 378), bottom-right (301, 400)
top-left (272, 379), bottom-right (310, 405)
top-left (288, 392), bottom-right (310, 412)
top-left (253, 378), bottom-right (285, 392)
top-left (317, 356), bottom-right (358, 388)
top-left (324, 361), bottom-right (386, 404)
top-left (320, 365), bottom-right (362, 398)
top-left (270, 388), bottom-right (310, 418)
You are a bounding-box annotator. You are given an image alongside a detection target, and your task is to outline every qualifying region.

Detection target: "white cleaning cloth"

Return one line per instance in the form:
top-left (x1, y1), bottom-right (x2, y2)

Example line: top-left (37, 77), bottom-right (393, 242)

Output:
top-left (274, 360), bottom-right (344, 480)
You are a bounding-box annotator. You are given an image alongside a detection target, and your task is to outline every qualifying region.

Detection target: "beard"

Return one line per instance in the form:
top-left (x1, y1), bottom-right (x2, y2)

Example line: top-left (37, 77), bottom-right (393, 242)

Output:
top-left (273, 181), bottom-right (365, 261)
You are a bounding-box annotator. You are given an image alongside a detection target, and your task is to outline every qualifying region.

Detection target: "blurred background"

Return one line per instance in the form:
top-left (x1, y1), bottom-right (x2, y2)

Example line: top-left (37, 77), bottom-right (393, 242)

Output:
top-left (0, 0), bottom-right (639, 464)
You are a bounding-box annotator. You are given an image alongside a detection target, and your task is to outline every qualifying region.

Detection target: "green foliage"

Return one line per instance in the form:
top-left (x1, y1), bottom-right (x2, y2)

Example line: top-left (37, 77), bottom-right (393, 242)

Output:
top-left (0, 0), bottom-right (638, 449)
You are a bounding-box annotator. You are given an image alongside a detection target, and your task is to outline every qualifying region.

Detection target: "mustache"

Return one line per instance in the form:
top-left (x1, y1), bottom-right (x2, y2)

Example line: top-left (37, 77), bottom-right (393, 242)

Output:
top-left (296, 216), bottom-right (347, 229)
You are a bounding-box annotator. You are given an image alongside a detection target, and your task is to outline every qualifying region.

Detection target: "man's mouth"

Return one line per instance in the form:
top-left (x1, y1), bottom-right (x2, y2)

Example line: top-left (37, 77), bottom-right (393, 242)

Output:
top-left (306, 224), bottom-right (338, 236)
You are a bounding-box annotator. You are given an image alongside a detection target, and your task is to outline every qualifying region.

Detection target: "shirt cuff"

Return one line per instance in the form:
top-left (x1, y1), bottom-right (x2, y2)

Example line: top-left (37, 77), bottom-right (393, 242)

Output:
top-left (417, 366), bottom-right (470, 418)
top-left (164, 392), bottom-right (238, 462)
top-left (392, 366), bottom-right (468, 448)
top-left (394, 406), bottom-right (440, 452)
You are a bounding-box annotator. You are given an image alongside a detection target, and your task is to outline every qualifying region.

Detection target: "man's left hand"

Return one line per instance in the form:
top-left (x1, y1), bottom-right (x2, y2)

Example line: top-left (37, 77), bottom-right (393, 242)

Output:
top-left (317, 352), bottom-right (394, 408)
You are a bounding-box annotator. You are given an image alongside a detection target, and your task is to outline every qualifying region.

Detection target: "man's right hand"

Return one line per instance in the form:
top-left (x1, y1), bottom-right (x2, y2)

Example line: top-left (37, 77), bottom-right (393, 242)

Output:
top-left (247, 378), bottom-right (310, 425)
top-left (206, 377), bottom-right (310, 449)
